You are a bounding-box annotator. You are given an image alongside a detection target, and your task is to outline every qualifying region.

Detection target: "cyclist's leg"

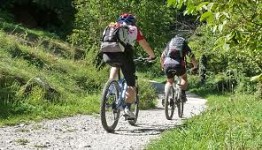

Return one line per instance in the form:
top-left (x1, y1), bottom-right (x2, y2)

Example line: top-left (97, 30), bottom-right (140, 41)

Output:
top-left (164, 66), bottom-right (175, 94)
top-left (180, 73), bottom-right (188, 90)
top-left (120, 49), bottom-right (136, 118)
top-left (179, 68), bottom-right (187, 101)
top-left (165, 77), bottom-right (174, 94)
top-left (121, 61), bottom-right (136, 103)
top-left (103, 52), bottom-right (124, 80)
top-left (109, 67), bottom-right (120, 80)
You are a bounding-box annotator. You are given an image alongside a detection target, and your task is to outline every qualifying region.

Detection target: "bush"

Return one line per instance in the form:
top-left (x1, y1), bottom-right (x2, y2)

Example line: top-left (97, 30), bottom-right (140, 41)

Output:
top-left (138, 79), bottom-right (157, 109)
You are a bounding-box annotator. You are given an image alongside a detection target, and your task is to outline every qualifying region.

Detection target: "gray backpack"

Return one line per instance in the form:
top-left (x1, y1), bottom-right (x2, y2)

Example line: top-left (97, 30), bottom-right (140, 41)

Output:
top-left (100, 24), bottom-right (129, 53)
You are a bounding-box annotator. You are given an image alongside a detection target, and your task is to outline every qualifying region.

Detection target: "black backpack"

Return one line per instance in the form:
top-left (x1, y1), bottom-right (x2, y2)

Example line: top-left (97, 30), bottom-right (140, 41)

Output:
top-left (100, 23), bottom-right (129, 53)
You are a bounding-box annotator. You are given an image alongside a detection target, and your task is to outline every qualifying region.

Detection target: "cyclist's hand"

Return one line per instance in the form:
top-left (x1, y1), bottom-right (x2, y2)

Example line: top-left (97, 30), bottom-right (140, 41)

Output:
top-left (147, 56), bottom-right (156, 63)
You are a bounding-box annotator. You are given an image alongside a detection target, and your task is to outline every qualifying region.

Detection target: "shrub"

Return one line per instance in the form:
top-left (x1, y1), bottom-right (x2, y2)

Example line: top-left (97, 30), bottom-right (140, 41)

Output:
top-left (138, 79), bottom-right (157, 109)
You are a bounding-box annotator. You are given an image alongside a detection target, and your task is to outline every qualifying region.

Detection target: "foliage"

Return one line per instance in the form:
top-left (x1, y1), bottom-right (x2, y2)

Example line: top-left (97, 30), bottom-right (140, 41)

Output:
top-left (138, 79), bottom-right (157, 109)
top-left (68, 0), bottom-right (174, 61)
top-left (168, 0), bottom-right (261, 95)
top-left (168, 0), bottom-right (262, 76)
top-left (0, 22), bottom-right (106, 125)
top-left (251, 74), bottom-right (262, 99)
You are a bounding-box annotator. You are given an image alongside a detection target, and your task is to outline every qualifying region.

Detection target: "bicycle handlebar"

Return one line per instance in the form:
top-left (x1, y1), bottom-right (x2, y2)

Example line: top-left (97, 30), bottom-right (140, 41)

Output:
top-left (133, 57), bottom-right (156, 63)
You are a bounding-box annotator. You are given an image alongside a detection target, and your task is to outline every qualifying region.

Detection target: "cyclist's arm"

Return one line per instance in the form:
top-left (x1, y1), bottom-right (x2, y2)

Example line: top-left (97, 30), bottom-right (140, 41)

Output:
top-left (191, 55), bottom-right (198, 69)
top-left (160, 47), bottom-right (168, 69)
top-left (138, 39), bottom-right (155, 59)
top-left (184, 42), bottom-right (198, 68)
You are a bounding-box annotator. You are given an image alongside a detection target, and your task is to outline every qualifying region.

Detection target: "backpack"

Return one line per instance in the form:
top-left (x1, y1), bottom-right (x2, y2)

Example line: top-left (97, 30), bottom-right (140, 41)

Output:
top-left (167, 36), bottom-right (185, 59)
top-left (100, 23), bottom-right (129, 53)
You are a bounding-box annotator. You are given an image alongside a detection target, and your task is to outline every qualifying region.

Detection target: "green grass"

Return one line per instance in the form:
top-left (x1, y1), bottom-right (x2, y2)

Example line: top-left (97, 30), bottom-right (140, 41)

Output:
top-left (0, 94), bottom-right (100, 126)
top-left (147, 92), bottom-right (262, 149)
top-left (0, 20), bottom-right (105, 126)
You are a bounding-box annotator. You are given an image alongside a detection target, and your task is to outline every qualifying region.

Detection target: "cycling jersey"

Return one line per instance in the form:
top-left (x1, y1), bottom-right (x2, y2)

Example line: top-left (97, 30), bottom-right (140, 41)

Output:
top-left (126, 25), bottom-right (144, 46)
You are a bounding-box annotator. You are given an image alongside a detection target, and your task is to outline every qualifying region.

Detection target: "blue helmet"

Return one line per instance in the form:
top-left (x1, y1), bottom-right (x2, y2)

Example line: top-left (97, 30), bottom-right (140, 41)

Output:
top-left (117, 13), bottom-right (136, 25)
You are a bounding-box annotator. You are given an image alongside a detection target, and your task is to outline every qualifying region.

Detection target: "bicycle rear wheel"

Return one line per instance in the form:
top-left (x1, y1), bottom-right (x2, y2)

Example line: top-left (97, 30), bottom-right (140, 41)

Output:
top-left (177, 89), bottom-right (184, 118)
top-left (100, 79), bottom-right (120, 132)
top-left (128, 85), bottom-right (139, 126)
top-left (165, 85), bottom-right (175, 120)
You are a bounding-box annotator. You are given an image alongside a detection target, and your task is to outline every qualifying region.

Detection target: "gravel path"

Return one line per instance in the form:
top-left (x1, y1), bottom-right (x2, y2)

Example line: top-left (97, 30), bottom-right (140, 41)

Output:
top-left (0, 81), bottom-right (206, 150)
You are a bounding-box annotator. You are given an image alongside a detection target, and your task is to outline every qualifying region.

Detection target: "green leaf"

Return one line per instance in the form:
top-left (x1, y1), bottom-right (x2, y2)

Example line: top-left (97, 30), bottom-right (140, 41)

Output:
top-left (218, 24), bottom-right (223, 32)
top-left (223, 43), bottom-right (230, 51)
top-left (200, 11), bottom-right (213, 22)
top-left (212, 25), bottom-right (217, 32)
top-left (251, 74), bottom-right (262, 82)
top-left (196, 2), bottom-right (209, 11)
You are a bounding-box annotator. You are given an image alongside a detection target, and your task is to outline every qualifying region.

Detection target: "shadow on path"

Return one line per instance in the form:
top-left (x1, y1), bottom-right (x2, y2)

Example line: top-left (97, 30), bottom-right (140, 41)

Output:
top-left (113, 123), bottom-right (183, 136)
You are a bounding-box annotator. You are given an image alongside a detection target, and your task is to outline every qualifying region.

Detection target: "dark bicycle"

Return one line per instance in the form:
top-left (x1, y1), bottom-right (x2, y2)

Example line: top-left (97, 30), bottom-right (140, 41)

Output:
top-left (100, 57), bottom-right (153, 132)
top-left (164, 69), bottom-right (184, 120)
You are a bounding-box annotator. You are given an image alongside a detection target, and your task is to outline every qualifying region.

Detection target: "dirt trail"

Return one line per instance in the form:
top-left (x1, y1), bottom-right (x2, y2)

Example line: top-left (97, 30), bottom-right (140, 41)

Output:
top-left (0, 81), bottom-right (206, 150)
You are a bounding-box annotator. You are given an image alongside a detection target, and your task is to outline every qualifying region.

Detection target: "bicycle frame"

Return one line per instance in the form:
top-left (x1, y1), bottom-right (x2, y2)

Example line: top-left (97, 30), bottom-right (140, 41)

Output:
top-left (115, 68), bottom-right (139, 111)
top-left (115, 70), bottom-right (127, 111)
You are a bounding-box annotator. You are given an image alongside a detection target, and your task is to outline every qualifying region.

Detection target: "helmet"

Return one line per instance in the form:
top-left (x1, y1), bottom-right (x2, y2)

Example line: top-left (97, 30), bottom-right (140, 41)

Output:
top-left (117, 13), bottom-right (136, 25)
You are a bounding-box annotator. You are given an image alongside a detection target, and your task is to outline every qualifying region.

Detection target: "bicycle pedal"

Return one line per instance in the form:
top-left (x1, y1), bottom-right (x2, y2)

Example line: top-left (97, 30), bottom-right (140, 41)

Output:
top-left (113, 109), bottom-right (118, 113)
top-left (123, 114), bottom-right (135, 120)
top-left (161, 99), bottom-right (165, 106)
top-left (125, 117), bottom-right (135, 120)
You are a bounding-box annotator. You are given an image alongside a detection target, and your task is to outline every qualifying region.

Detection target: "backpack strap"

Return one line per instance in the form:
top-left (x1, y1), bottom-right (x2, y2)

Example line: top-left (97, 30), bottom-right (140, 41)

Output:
top-left (101, 26), bottom-right (110, 41)
top-left (116, 26), bottom-right (129, 47)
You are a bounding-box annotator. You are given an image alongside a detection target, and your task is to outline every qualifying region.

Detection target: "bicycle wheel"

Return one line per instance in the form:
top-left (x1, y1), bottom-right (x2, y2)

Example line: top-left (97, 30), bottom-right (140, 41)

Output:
top-left (165, 85), bottom-right (175, 120)
top-left (177, 88), bottom-right (184, 118)
top-left (128, 85), bottom-right (139, 126)
top-left (100, 79), bottom-right (120, 132)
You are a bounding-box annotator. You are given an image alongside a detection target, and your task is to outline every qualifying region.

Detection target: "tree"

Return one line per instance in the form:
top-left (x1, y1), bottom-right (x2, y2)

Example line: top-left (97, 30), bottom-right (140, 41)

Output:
top-left (168, 0), bottom-right (262, 75)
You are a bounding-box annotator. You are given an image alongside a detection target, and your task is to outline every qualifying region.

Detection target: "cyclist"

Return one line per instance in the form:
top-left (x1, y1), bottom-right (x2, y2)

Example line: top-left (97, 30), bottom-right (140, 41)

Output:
top-left (160, 35), bottom-right (198, 102)
top-left (104, 13), bottom-right (156, 119)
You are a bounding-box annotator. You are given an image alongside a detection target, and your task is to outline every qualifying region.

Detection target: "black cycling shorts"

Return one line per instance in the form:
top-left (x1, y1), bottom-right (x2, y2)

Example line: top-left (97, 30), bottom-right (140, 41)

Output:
top-left (164, 66), bottom-right (186, 79)
top-left (163, 59), bottom-right (186, 79)
top-left (103, 47), bottom-right (136, 86)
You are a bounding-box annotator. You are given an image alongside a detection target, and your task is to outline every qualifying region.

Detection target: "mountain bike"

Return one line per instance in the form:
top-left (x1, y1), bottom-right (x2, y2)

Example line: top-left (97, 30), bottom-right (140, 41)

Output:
top-left (164, 69), bottom-right (184, 120)
top-left (100, 57), bottom-right (153, 133)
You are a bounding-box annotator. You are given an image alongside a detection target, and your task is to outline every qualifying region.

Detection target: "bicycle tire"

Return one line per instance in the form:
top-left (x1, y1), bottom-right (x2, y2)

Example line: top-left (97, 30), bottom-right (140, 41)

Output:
top-left (100, 79), bottom-right (120, 132)
top-left (128, 85), bottom-right (139, 126)
top-left (165, 85), bottom-right (175, 120)
top-left (177, 88), bottom-right (184, 118)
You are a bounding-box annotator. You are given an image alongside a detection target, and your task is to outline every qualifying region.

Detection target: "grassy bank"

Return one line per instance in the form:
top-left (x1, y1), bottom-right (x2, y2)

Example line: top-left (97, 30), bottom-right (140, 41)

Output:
top-left (147, 92), bottom-right (262, 149)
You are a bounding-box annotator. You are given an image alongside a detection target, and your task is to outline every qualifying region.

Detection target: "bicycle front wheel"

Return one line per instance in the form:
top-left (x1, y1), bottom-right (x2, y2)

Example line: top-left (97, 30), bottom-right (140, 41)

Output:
top-left (128, 85), bottom-right (139, 126)
top-left (165, 85), bottom-right (175, 120)
top-left (100, 79), bottom-right (120, 132)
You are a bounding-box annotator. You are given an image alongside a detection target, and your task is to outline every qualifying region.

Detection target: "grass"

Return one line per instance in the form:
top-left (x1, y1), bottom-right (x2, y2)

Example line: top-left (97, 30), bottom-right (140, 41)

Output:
top-left (0, 20), bottom-right (105, 126)
top-left (0, 94), bottom-right (101, 126)
top-left (147, 92), bottom-right (262, 149)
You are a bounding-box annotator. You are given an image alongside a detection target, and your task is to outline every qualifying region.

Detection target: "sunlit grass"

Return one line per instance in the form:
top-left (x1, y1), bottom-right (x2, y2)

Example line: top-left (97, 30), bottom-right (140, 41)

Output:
top-left (147, 94), bottom-right (262, 149)
top-left (0, 94), bottom-right (100, 126)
